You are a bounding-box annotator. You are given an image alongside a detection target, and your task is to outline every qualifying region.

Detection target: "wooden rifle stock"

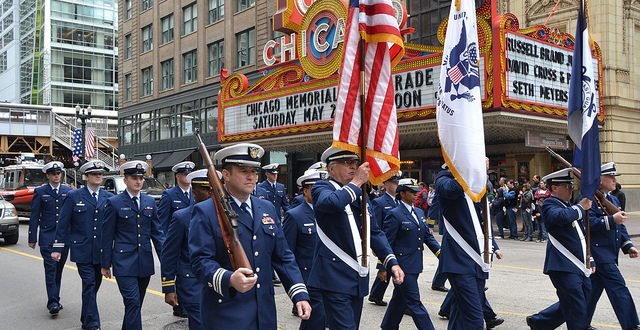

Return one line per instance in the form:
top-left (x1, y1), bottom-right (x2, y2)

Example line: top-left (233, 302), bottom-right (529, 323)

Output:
top-left (544, 147), bottom-right (620, 215)
top-left (195, 129), bottom-right (253, 273)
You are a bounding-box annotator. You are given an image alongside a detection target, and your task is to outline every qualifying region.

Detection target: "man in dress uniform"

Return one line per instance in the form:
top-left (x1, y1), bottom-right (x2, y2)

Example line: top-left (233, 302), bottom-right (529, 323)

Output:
top-left (284, 169), bottom-right (328, 329)
top-left (51, 160), bottom-right (113, 329)
top-left (526, 168), bottom-right (594, 330)
top-left (258, 163), bottom-right (290, 222)
top-left (380, 178), bottom-right (440, 330)
top-left (188, 143), bottom-right (311, 329)
top-left (158, 161), bottom-right (195, 317)
top-left (101, 160), bottom-right (164, 330)
top-left (585, 162), bottom-right (639, 330)
top-left (291, 162), bottom-right (326, 209)
top-left (368, 171), bottom-right (401, 306)
top-left (28, 161), bottom-right (73, 315)
top-left (435, 166), bottom-right (495, 329)
top-left (308, 146), bottom-right (404, 329)
top-left (161, 169), bottom-right (214, 329)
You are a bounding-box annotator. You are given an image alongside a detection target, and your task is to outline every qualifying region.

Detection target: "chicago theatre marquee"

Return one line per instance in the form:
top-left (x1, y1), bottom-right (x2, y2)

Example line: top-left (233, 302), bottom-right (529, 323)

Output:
top-left (216, 0), bottom-right (603, 186)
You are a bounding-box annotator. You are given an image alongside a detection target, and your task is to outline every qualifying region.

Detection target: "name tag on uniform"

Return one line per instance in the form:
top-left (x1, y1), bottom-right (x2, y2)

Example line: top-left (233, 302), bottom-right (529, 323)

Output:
top-left (121, 207), bottom-right (131, 211)
top-left (303, 223), bottom-right (315, 226)
top-left (43, 194), bottom-right (51, 197)
top-left (384, 206), bottom-right (392, 209)
top-left (401, 221), bottom-right (412, 225)
top-left (173, 200), bottom-right (182, 203)
top-left (76, 202), bottom-right (85, 206)
top-left (262, 216), bottom-right (275, 224)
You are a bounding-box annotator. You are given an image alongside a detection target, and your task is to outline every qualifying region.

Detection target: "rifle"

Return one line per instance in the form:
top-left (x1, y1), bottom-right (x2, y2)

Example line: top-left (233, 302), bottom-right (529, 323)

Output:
top-left (195, 129), bottom-right (253, 274)
top-left (545, 147), bottom-right (620, 215)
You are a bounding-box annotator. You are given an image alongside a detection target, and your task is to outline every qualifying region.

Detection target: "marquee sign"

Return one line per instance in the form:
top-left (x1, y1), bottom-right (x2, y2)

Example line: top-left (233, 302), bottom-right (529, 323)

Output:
top-left (496, 13), bottom-right (604, 120)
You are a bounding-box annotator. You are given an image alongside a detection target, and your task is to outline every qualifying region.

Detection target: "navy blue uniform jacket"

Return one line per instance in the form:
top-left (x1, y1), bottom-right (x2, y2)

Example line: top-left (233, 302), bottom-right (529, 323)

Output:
top-left (161, 204), bottom-right (203, 304)
top-left (29, 184), bottom-right (73, 246)
top-left (435, 171), bottom-right (488, 279)
top-left (587, 194), bottom-right (634, 265)
top-left (383, 203), bottom-right (441, 274)
top-left (54, 187), bottom-right (114, 264)
top-left (158, 186), bottom-right (193, 234)
top-left (308, 179), bottom-right (398, 298)
top-left (101, 191), bottom-right (164, 277)
top-left (541, 196), bottom-right (589, 275)
top-left (257, 180), bottom-right (290, 220)
top-left (283, 201), bottom-right (318, 282)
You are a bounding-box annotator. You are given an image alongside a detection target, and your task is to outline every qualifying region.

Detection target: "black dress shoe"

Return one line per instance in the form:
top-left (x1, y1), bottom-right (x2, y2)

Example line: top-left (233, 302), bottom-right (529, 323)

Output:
top-left (587, 327), bottom-right (597, 330)
top-left (431, 285), bottom-right (449, 292)
top-left (526, 316), bottom-right (538, 330)
top-left (438, 310), bottom-right (449, 319)
top-left (49, 305), bottom-right (61, 315)
top-left (486, 317), bottom-right (504, 329)
top-left (367, 296), bottom-right (387, 306)
top-left (88, 327), bottom-right (101, 330)
top-left (173, 311), bottom-right (188, 318)
top-left (484, 286), bottom-right (488, 291)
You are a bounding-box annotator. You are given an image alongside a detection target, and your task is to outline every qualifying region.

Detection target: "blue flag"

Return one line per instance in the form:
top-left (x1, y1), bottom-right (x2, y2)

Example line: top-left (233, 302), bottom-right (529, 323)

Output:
top-left (72, 129), bottom-right (82, 162)
top-left (567, 0), bottom-right (600, 197)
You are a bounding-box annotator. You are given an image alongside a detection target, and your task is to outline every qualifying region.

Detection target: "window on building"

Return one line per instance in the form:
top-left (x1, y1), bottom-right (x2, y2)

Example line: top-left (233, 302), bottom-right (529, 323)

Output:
top-left (125, 0), bottom-right (132, 19)
top-left (183, 50), bottom-right (197, 84)
top-left (63, 57), bottom-right (92, 84)
top-left (161, 59), bottom-right (174, 90)
top-left (105, 57), bottom-right (114, 87)
top-left (125, 34), bottom-right (131, 59)
top-left (142, 0), bottom-right (152, 11)
top-left (406, 0), bottom-right (482, 45)
top-left (0, 51), bottom-right (7, 74)
top-left (236, 28), bottom-right (255, 68)
top-left (161, 14), bottom-right (174, 44)
top-left (124, 74), bottom-right (132, 100)
top-left (207, 39), bottom-right (224, 77)
top-left (141, 24), bottom-right (153, 53)
top-left (182, 3), bottom-right (197, 35)
top-left (141, 66), bottom-right (153, 96)
top-left (208, 0), bottom-right (224, 24)
top-left (236, 0), bottom-right (254, 12)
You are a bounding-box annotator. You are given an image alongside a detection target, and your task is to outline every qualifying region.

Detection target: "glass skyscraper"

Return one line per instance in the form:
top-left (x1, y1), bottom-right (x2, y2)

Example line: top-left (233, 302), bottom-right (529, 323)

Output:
top-left (0, 0), bottom-right (118, 110)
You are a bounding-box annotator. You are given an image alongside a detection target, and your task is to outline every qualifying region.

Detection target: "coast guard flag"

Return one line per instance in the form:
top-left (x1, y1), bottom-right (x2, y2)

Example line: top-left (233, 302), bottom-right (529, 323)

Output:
top-left (436, 0), bottom-right (486, 202)
top-left (567, 0), bottom-right (600, 197)
top-left (332, 0), bottom-right (404, 185)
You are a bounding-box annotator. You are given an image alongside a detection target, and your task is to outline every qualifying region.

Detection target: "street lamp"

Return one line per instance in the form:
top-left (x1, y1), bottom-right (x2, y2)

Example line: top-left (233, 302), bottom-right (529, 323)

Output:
top-left (75, 104), bottom-right (92, 164)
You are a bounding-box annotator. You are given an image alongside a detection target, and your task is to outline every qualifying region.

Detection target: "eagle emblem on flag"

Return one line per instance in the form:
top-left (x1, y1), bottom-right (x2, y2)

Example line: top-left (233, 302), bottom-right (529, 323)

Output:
top-left (443, 20), bottom-right (479, 103)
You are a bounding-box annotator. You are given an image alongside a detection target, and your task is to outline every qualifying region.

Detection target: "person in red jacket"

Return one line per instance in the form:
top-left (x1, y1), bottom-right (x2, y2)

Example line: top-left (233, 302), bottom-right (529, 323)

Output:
top-left (414, 182), bottom-right (429, 212)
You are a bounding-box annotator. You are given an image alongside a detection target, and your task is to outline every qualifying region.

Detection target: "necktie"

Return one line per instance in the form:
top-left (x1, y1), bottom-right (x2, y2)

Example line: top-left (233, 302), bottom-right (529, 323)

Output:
top-left (185, 191), bottom-right (189, 200)
top-left (241, 202), bottom-right (251, 217)
top-left (410, 208), bottom-right (419, 224)
top-left (93, 192), bottom-right (98, 203)
top-left (606, 194), bottom-right (612, 202)
top-left (132, 196), bottom-right (139, 211)
top-left (53, 188), bottom-right (58, 196)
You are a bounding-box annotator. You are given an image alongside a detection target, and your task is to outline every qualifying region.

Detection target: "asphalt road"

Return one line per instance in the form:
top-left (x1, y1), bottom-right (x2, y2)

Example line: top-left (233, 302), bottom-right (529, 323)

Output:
top-left (1, 222), bottom-right (638, 329)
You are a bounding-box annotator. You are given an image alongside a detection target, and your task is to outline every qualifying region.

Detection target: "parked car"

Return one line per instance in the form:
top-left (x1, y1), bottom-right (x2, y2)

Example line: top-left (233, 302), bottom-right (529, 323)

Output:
top-left (101, 175), bottom-right (165, 204)
top-left (0, 194), bottom-right (19, 244)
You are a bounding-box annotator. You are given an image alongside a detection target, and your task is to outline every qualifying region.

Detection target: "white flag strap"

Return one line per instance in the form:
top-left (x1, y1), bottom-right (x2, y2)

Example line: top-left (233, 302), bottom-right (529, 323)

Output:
top-left (548, 230), bottom-right (591, 277)
top-left (443, 215), bottom-right (491, 273)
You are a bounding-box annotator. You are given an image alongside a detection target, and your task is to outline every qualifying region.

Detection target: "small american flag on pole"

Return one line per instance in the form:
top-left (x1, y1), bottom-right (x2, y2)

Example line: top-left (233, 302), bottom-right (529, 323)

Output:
top-left (86, 129), bottom-right (95, 159)
top-left (72, 129), bottom-right (82, 162)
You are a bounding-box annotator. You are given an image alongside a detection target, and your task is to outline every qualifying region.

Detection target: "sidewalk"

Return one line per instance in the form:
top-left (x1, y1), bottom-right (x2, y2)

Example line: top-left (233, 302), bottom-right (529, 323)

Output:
top-left (625, 211), bottom-right (640, 238)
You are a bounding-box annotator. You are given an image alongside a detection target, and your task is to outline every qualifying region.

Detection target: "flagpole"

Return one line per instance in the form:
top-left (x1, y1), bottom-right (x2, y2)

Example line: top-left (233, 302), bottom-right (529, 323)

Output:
top-left (580, 1), bottom-right (591, 270)
top-left (483, 193), bottom-right (490, 264)
top-left (359, 36), bottom-right (368, 268)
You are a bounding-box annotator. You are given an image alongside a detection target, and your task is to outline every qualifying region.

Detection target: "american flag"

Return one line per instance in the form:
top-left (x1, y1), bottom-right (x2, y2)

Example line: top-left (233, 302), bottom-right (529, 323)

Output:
top-left (332, 0), bottom-right (404, 185)
top-left (72, 129), bottom-right (82, 162)
top-left (86, 129), bottom-right (95, 159)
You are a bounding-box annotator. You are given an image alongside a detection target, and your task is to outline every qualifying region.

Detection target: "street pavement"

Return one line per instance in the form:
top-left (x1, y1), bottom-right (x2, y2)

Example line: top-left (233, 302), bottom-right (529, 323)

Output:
top-left (1, 216), bottom-right (639, 330)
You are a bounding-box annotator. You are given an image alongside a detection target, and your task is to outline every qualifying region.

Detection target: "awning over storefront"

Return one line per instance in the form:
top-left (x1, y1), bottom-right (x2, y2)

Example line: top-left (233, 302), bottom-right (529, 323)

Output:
top-left (151, 149), bottom-right (194, 169)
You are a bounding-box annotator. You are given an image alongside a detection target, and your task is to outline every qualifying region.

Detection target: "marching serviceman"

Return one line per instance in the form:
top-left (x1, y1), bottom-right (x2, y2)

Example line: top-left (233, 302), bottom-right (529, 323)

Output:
top-left (369, 172), bottom-right (401, 306)
top-left (526, 168), bottom-right (594, 330)
top-left (434, 165), bottom-right (494, 329)
top-left (308, 146), bottom-right (404, 329)
top-left (101, 160), bottom-right (164, 330)
top-left (585, 162), bottom-right (639, 330)
top-left (188, 143), bottom-right (311, 329)
top-left (380, 178), bottom-right (440, 330)
top-left (291, 162), bottom-right (327, 208)
top-left (283, 169), bottom-right (328, 329)
top-left (51, 160), bottom-right (113, 330)
top-left (258, 163), bottom-right (290, 222)
top-left (158, 161), bottom-right (195, 317)
top-left (28, 161), bottom-right (73, 315)
top-left (161, 169), bottom-right (213, 329)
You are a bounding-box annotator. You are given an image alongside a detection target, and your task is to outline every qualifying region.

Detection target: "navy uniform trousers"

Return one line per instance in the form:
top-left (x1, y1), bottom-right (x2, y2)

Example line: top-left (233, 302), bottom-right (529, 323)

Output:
top-left (54, 186), bottom-right (113, 328)
top-left (102, 192), bottom-right (164, 330)
top-left (29, 184), bottom-right (72, 309)
top-left (369, 193), bottom-right (399, 302)
top-left (529, 272), bottom-right (592, 329)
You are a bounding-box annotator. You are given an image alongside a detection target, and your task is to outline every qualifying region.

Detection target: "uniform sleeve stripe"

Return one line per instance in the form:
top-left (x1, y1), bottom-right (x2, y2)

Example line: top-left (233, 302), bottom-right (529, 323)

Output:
top-left (344, 185), bottom-right (356, 202)
top-left (571, 205), bottom-right (583, 221)
top-left (604, 217), bottom-right (610, 231)
top-left (622, 240), bottom-right (632, 248)
top-left (287, 283), bottom-right (308, 299)
top-left (213, 268), bottom-right (229, 297)
top-left (435, 249), bottom-right (441, 257)
top-left (383, 254), bottom-right (396, 268)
